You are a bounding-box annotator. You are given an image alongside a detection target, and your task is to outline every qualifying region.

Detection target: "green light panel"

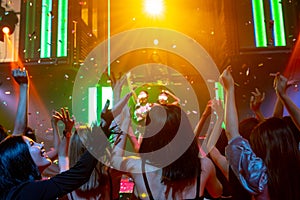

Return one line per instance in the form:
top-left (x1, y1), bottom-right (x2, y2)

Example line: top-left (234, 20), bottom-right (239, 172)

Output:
top-left (251, 0), bottom-right (267, 47)
top-left (40, 0), bottom-right (52, 58)
top-left (25, 0), bottom-right (36, 59)
top-left (215, 82), bottom-right (225, 129)
top-left (57, 0), bottom-right (68, 57)
top-left (269, 0), bottom-right (286, 46)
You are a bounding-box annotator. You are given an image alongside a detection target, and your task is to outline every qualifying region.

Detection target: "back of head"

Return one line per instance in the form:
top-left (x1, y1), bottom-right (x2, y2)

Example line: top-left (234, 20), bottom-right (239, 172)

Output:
top-left (282, 116), bottom-right (300, 145)
top-left (69, 127), bottom-right (103, 193)
top-left (238, 117), bottom-right (259, 141)
top-left (0, 136), bottom-right (41, 196)
top-left (250, 117), bottom-right (300, 200)
top-left (140, 105), bottom-right (200, 188)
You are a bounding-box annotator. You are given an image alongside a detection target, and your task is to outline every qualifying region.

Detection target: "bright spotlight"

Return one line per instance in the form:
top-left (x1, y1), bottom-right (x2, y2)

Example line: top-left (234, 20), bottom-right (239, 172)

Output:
top-left (144, 0), bottom-right (164, 16)
top-left (2, 26), bottom-right (10, 34)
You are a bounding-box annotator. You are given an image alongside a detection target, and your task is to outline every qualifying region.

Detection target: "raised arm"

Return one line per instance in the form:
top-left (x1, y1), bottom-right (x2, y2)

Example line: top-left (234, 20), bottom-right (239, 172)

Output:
top-left (272, 95), bottom-right (284, 118)
top-left (111, 104), bottom-right (132, 169)
top-left (250, 88), bottom-right (265, 121)
top-left (219, 67), bottom-right (239, 140)
top-left (110, 72), bottom-right (126, 105)
top-left (206, 99), bottom-right (224, 154)
top-left (274, 73), bottom-right (300, 130)
top-left (220, 67), bottom-right (268, 194)
top-left (12, 68), bottom-right (29, 135)
top-left (48, 108), bottom-right (74, 160)
top-left (164, 90), bottom-right (180, 105)
top-left (194, 100), bottom-right (212, 139)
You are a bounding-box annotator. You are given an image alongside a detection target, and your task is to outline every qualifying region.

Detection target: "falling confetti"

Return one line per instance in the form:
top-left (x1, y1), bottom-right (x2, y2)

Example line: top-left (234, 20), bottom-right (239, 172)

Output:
top-left (246, 68), bottom-right (250, 76)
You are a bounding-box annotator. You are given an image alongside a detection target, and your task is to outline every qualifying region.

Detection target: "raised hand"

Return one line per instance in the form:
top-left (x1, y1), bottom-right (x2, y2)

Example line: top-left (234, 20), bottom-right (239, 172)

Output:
top-left (12, 68), bottom-right (29, 85)
top-left (219, 66), bottom-right (235, 92)
top-left (52, 108), bottom-right (75, 134)
top-left (250, 88), bottom-right (265, 112)
top-left (273, 73), bottom-right (288, 97)
top-left (249, 88), bottom-right (265, 121)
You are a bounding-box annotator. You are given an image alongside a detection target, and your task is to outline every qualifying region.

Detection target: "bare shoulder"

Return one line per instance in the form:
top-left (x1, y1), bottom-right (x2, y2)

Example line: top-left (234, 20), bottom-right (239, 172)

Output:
top-left (122, 156), bottom-right (142, 172)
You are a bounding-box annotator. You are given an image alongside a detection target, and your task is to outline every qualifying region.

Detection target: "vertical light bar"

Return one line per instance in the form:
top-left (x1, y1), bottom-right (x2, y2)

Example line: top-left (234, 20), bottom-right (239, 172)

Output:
top-left (102, 87), bottom-right (113, 109)
top-left (25, 0), bottom-right (36, 59)
top-left (57, 0), bottom-right (68, 57)
top-left (88, 87), bottom-right (98, 126)
top-left (40, 0), bottom-right (52, 58)
top-left (251, 0), bottom-right (267, 47)
top-left (107, 0), bottom-right (111, 76)
top-left (215, 82), bottom-right (225, 129)
top-left (269, 0), bottom-right (286, 46)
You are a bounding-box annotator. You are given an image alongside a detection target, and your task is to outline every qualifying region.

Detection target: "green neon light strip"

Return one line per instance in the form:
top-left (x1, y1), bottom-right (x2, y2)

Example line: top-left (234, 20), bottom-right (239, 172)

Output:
top-left (57, 0), bottom-right (68, 57)
top-left (107, 0), bottom-right (111, 76)
top-left (40, 0), bottom-right (52, 58)
top-left (25, 0), bottom-right (36, 59)
top-left (215, 82), bottom-right (225, 129)
top-left (269, 0), bottom-right (286, 46)
top-left (88, 87), bottom-right (98, 125)
top-left (251, 0), bottom-right (267, 47)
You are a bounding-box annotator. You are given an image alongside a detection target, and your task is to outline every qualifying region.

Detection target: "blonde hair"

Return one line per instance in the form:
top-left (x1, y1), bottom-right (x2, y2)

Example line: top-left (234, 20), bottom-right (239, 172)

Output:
top-left (69, 126), bottom-right (103, 191)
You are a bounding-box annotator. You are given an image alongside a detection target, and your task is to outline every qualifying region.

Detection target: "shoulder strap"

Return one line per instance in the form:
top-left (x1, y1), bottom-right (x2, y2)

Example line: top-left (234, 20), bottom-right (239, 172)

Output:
top-left (195, 171), bottom-right (201, 199)
top-left (195, 158), bottom-right (201, 199)
top-left (142, 159), bottom-right (154, 200)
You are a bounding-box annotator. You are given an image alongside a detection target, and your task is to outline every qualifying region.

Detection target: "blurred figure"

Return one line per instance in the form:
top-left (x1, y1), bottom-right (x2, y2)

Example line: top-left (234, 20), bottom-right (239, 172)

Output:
top-left (157, 90), bottom-right (180, 106)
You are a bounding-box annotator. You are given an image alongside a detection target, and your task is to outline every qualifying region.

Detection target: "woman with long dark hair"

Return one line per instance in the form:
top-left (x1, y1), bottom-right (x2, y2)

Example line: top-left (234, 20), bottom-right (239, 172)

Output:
top-left (220, 66), bottom-right (300, 200)
top-left (112, 104), bottom-right (222, 199)
top-left (250, 117), bottom-right (300, 200)
top-left (0, 128), bottom-right (105, 200)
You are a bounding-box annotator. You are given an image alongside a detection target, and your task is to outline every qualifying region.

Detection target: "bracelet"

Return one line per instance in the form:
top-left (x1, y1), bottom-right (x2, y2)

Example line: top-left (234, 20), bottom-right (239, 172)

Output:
top-left (63, 130), bottom-right (71, 138)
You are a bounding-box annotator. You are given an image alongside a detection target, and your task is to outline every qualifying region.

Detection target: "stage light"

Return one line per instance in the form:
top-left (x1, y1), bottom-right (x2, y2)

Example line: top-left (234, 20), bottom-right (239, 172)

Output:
top-left (0, 8), bottom-right (18, 42)
top-left (144, 0), bottom-right (164, 16)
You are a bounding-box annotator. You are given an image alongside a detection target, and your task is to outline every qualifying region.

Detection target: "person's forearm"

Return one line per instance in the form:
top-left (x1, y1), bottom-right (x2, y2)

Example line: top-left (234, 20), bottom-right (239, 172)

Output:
top-left (209, 147), bottom-right (229, 180)
top-left (254, 110), bottom-right (265, 122)
top-left (206, 114), bottom-right (224, 153)
top-left (194, 112), bottom-right (211, 139)
top-left (50, 122), bottom-right (60, 159)
top-left (225, 88), bottom-right (240, 141)
top-left (13, 84), bottom-right (28, 135)
top-left (272, 97), bottom-right (284, 118)
top-left (58, 136), bottom-right (70, 172)
top-left (127, 126), bottom-right (140, 152)
top-left (279, 93), bottom-right (300, 130)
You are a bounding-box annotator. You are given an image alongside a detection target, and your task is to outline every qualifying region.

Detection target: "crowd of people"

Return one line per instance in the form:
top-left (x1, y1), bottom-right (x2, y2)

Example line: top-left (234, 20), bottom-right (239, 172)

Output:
top-left (0, 66), bottom-right (300, 200)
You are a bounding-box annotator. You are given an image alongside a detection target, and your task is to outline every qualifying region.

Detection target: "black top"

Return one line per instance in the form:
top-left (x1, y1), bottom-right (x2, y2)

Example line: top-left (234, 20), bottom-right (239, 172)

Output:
top-left (4, 151), bottom-right (98, 200)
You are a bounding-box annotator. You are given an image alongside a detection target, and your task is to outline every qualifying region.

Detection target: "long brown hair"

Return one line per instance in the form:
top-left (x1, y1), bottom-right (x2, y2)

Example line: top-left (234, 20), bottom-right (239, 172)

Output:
top-left (250, 117), bottom-right (300, 200)
top-left (69, 127), bottom-right (104, 192)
